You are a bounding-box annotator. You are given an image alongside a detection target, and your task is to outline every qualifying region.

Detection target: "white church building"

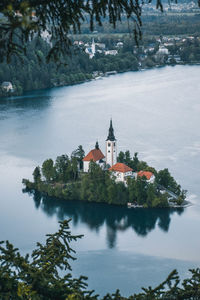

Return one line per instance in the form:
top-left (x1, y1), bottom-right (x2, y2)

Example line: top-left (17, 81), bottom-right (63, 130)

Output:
top-left (83, 120), bottom-right (134, 184)
top-left (83, 119), bottom-right (117, 172)
top-left (82, 120), bottom-right (155, 184)
top-left (83, 141), bottom-right (105, 173)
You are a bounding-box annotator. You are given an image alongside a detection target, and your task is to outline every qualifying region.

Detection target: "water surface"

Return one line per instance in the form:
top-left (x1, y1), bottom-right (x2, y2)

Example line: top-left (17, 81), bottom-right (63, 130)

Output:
top-left (0, 65), bottom-right (200, 296)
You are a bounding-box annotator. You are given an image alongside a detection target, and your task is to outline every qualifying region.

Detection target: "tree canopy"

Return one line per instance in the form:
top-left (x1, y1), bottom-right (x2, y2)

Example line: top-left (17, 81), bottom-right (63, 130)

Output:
top-left (1, 0), bottom-right (196, 62)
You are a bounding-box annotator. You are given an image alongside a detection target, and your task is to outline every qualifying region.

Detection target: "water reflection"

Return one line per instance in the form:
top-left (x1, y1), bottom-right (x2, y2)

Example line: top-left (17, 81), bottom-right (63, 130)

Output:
top-left (25, 189), bottom-right (184, 248)
top-left (0, 90), bottom-right (52, 113)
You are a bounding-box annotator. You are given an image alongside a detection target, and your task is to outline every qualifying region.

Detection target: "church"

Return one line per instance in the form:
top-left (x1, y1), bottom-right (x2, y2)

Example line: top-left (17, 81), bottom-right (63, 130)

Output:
top-left (82, 120), bottom-right (155, 184)
top-left (83, 120), bottom-right (117, 172)
top-left (82, 120), bottom-right (135, 184)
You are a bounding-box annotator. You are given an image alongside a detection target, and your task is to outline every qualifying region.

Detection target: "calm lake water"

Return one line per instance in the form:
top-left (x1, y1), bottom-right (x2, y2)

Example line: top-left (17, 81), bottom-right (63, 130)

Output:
top-left (0, 65), bottom-right (200, 296)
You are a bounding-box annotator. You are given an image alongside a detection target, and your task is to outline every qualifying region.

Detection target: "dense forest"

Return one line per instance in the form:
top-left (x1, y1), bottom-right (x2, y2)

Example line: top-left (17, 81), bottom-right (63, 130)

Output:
top-left (1, 12), bottom-right (200, 98)
top-left (80, 13), bottom-right (200, 36)
top-left (1, 32), bottom-right (200, 97)
top-left (22, 146), bottom-right (186, 208)
top-left (0, 36), bottom-right (139, 97)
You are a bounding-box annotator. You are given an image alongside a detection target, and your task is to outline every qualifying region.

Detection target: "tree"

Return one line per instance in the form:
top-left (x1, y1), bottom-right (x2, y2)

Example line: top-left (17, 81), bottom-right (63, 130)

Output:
top-left (42, 159), bottom-right (55, 183)
top-left (146, 183), bottom-right (156, 207)
top-left (1, 0), bottom-right (194, 63)
top-left (117, 151), bottom-right (125, 163)
top-left (71, 145), bottom-right (85, 171)
top-left (0, 220), bottom-right (93, 299)
top-left (156, 168), bottom-right (181, 195)
top-left (55, 154), bottom-right (70, 182)
top-left (131, 152), bottom-right (139, 171)
top-left (1, 220), bottom-right (200, 299)
top-left (32, 166), bottom-right (41, 184)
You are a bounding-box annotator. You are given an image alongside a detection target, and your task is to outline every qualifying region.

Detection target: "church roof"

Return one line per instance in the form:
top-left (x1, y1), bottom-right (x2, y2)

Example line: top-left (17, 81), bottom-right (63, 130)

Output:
top-left (137, 171), bottom-right (154, 180)
top-left (83, 148), bottom-right (105, 162)
top-left (106, 119), bottom-right (116, 141)
top-left (109, 163), bottom-right (133, 173)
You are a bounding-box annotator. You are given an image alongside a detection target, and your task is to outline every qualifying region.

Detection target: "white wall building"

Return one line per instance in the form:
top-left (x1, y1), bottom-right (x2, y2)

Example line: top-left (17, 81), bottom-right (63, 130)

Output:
top-left (1, 81), bottom-right (14, 92)
top-left (85, 38), bottom-right (96, 59)
top-left (105, 50), bottom-right (118, 56)
top-left (83, 142), bottom-right (105, 172)
top-left (137, 171), bottom-right (155, 183)
top-left (157, 45), bottom-right (169, 55)
top-left (109, 163), bottom-right (134, 183)
top-left (106, 120), bottom-right (117, 167)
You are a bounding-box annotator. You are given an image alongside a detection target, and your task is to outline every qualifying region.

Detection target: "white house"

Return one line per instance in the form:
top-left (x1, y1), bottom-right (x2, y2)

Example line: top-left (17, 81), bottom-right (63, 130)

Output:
top-left (137, 171), bottom-right (155, 183)
top-left (156, 45), bottom-right (169, 55)
top-left (109, 162), bottom-right (134, 183)
top-left (85, 38), bottom-right (96, 59)
top-left (83, 142), bottom-right (105, 172)
top-left (1, 81), bottom-right (14, 92)
top-left (105, 50), bottom-right (118, 56)
top-left (83, 120), bottom-right (117, 172)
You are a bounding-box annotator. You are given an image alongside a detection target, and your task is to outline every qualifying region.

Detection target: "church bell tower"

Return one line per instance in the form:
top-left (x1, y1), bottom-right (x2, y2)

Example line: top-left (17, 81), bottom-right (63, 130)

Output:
top-left (106, 119), bottom-right (117, 167)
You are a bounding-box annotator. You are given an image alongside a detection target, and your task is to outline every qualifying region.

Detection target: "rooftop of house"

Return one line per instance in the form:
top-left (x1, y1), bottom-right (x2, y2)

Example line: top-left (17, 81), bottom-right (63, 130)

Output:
top-left (109, 163), bottom-right (133, 173)
top-left (1, 81), bottom-right (12, 87)
top-left (83, 148), bottom-right (105, 162)
top-left (137, 171), bottom-right (154, 180)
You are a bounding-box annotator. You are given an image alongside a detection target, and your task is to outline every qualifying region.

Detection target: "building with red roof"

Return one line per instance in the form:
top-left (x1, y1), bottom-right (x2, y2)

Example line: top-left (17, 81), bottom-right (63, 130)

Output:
top-left (137, 171), bottom-right (155, 183)
top-left (109, 162), bottom-right (134, 183)
top-left (83, 142), bottom-right (105, 172)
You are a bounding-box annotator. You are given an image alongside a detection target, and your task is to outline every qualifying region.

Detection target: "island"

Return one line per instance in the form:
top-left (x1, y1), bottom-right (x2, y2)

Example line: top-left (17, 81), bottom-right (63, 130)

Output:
top-left (23, 120), bottom-right (187, 208)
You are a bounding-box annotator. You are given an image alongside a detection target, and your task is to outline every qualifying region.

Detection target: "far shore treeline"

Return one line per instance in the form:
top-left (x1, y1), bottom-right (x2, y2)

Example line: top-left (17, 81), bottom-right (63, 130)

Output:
top-left (1, 11), bottom-right (200, 98)
top-left (23, 145), bottom-right (186, 208)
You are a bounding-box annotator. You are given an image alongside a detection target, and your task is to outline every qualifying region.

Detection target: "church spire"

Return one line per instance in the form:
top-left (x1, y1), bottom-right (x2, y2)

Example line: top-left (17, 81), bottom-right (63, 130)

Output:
top-left (95, 141), bottom-right (99, 150)
top-left (107, 119), bottom-right (115, 141)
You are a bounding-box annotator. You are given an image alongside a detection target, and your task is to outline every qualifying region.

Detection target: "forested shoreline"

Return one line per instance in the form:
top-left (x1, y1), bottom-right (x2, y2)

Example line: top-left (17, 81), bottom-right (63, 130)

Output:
top-left (1, 13), bottom-right (200, 98)
top-left (22, 147), bottom-right (186, 208)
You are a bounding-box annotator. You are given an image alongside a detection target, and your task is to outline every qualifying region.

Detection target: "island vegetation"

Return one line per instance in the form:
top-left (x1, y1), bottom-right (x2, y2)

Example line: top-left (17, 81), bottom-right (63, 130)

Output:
top-left (1, 219), bottom-right (200, 299)
top-left (22, 146), bottom-right (186, 208)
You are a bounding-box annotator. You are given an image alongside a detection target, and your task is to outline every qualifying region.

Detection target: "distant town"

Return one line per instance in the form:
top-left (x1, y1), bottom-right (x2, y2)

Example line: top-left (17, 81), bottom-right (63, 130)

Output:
top-left (1, 31), bottom-right (200, 97)
top-left (1, 1), bottom-right (200, 97)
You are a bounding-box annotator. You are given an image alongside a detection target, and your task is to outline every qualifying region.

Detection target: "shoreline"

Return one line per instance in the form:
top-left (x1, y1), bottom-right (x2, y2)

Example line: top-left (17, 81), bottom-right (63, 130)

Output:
top-left (1, 63), bottom-right (200, 100)
top-left (22, 181), bottom-right (187, 210)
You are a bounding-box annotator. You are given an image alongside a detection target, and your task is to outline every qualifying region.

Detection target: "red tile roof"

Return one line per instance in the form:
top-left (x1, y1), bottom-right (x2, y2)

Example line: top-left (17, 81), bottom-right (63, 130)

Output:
top-left (137, 171), bottom-right (154, 180)
top-left (109, 163), bottom-right (133, 173)
top-left (83, 148), bottom-right (105, 162)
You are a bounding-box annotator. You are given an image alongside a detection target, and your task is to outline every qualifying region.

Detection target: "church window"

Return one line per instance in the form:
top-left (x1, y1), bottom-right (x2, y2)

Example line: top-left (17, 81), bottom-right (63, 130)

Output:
top-left (108, 143), bottom-right (111, 147)
top-left (108, 150), bottom-right (110, 153)
top-left (114, 142), bottom-right (115, 146)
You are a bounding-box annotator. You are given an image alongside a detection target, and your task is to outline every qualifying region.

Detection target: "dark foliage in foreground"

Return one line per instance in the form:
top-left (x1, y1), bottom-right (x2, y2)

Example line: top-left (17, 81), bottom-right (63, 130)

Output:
top-left (1, 0), bottom-right (199, 62)
top-left (0, 219), bottom-right (200, 299)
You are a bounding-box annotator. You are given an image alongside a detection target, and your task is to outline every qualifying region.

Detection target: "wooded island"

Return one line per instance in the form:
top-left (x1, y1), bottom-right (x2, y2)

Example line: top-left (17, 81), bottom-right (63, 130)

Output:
top-left (23, 145), bottom-right (186, 208)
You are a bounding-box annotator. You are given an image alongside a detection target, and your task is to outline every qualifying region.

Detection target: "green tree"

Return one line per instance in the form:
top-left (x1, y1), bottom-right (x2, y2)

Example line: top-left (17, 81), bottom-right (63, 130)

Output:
top-left (1, 220), bottom-right (200, 299)
top-left (55, 154), bottom-right (69, 182)
top-left (146, 183), bottom-right (156, 207)
top-left (71, 145), bottom-right (85, 170)
top-left (42, 159), bottom-right (55, 183)
top-left (32, 166), bottom-right (41, 184)
top-left (130, 152), bottom-right (139, 171)
top-left (156, 168), bottom-right (181, 195)
top-left (0, 220), bottom-right (92, 299)
top-left (1, 0), bottom-right (162, 62)
top-left (117, 151), bottom-right (125, 163)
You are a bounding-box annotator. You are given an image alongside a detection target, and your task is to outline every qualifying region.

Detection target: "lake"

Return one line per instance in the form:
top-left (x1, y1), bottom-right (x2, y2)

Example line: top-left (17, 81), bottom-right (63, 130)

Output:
top-left (0, 65), bottom-right (200, 296)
